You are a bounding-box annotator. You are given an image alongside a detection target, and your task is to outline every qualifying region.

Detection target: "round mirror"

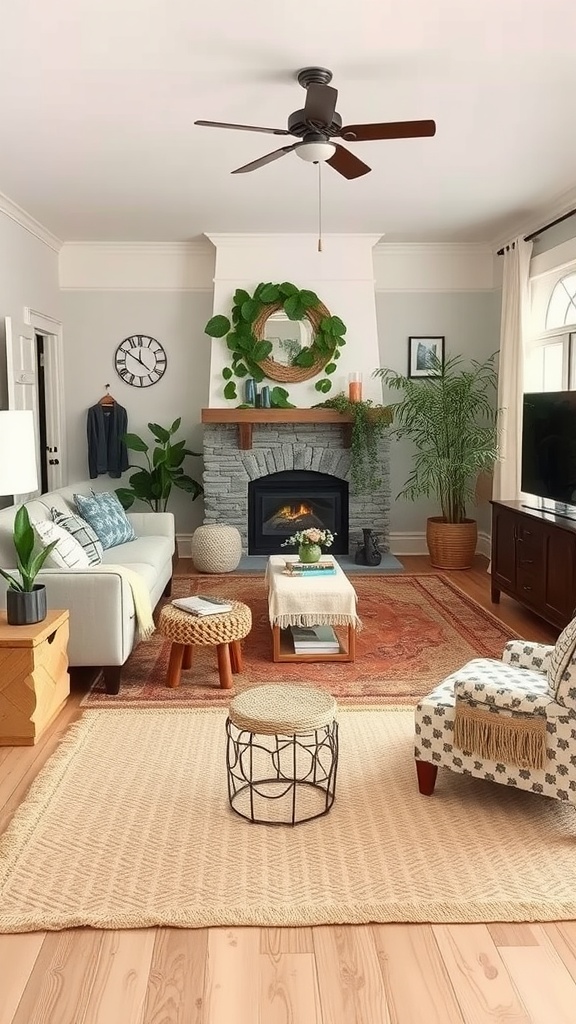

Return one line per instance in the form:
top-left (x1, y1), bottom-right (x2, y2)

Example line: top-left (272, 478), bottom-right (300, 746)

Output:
top-left (254, 299), bottom-right (333, 383)
top-left (262, 312), bottom-right (314, 367)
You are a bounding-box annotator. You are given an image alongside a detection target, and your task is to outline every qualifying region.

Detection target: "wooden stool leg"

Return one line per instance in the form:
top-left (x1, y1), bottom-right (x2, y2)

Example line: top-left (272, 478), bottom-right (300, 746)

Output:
top-left (416, 760), bottom-right (438, 796)
top-left (166, 643), bottom-right (185, 688)
top-left (230, 639), bottom-right (243, 674)
top-left (182, 645), bottom-right (193, 670)
top-left (217, 643), bottom-right (233, 689)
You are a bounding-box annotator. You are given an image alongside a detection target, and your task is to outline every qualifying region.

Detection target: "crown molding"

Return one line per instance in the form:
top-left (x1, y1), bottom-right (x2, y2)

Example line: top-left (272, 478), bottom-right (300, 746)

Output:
top-left (0, 190), bottom-right (62, 252)
top-left (205, 232), bottom-right (384, 247)
top-left (374, 241), bottom-right (493, 256)
top-left (491, 182), bottom-right (576, 254)
top-left (60, 240), bottom-right (212, 255)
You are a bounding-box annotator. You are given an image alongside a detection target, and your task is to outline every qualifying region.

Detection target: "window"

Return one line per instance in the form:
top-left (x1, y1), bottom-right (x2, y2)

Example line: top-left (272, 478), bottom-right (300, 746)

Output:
top-left (527, 267), bottom-right (576, 392)
top-left (545, 273), bottom-right (576, 330)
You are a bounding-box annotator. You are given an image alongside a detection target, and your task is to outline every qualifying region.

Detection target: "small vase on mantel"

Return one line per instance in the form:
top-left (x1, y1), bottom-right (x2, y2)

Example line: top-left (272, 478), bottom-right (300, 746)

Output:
top-left (298, 543), bottom-right (322, 564)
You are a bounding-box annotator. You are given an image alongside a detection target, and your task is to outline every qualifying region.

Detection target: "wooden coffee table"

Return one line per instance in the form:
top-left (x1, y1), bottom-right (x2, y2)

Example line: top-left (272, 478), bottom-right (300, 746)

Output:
top-left (266, 555), bottom-right (361, 663)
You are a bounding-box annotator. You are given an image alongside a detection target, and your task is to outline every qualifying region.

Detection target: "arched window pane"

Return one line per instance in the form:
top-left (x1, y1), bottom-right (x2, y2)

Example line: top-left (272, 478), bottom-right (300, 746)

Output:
top-left (545, 273), bottom-right (576, 329)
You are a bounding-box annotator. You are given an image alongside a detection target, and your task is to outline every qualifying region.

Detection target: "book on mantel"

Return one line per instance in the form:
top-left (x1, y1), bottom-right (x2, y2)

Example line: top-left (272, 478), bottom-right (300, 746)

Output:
top-left (290, 624), bottom-right (340, 652)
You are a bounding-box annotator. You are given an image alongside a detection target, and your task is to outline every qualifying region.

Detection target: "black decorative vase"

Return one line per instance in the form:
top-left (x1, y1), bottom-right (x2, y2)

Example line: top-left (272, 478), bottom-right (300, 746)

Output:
top-left (355, 528), bottom-right (382, 567)
top-left (6, 584), bottom-right (47, 625)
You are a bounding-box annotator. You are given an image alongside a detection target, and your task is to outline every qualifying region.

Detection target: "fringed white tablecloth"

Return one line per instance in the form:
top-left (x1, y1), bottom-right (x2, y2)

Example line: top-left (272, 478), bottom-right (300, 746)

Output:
top-left (266, 555), bottom-right (362, 631)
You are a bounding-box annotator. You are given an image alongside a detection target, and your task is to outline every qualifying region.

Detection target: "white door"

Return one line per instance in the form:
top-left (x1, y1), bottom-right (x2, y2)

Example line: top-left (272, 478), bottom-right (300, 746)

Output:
top-left (5, 315), bottom-right (41, 502)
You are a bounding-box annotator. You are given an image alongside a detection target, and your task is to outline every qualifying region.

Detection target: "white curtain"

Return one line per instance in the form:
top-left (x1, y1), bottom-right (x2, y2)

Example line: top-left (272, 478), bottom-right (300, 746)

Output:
top-left (492, 236), bottom-right (533, 501)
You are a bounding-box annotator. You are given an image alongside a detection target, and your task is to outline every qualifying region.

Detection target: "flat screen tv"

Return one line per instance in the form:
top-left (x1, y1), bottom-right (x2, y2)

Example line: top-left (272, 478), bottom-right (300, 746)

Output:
top-left (521, 391), bottom-right (576, 510)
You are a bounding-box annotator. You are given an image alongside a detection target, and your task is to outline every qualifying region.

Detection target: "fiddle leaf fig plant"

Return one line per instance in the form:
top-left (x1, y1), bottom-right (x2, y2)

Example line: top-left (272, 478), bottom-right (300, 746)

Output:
top-left (0, 506), bottom-right (57, 592)
top-left (204, 281), bottom-right (347, 405)
top-left (115, 418), bottom-right (203, 513)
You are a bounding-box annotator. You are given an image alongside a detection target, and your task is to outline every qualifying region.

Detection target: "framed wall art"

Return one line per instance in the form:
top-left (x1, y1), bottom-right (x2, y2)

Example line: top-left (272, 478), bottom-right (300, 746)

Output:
top-left (408, 336), bottom-right (445, 378)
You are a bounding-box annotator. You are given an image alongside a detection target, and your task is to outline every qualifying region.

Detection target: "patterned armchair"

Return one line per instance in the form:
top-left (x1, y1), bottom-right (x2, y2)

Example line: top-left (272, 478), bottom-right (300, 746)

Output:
top-left (414, 621), bottom-right (576, 805)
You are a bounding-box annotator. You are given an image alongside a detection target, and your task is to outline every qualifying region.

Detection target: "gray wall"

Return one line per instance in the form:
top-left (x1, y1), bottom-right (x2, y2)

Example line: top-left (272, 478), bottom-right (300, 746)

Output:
top-left (60, 290), bottom-right (213, 533)
top-left (375, 290), bottom-right (502, 537)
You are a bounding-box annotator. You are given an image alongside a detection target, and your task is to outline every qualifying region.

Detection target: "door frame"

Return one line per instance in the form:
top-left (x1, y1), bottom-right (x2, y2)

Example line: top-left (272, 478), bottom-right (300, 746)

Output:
top-left (24, 307), bottom-right (66, 489)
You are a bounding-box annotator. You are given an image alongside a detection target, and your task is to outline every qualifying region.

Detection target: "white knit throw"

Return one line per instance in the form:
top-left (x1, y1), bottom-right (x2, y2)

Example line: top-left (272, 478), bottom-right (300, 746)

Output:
top-left (266, 555), bottom-right (362, 631)
top-left (89, 564), bottom-right (156, 640)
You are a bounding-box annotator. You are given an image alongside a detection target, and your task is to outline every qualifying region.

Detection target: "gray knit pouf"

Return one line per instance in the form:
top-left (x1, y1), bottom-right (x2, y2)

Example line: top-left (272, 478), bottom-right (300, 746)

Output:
top-left (191, 524), bottom-right (242, 573)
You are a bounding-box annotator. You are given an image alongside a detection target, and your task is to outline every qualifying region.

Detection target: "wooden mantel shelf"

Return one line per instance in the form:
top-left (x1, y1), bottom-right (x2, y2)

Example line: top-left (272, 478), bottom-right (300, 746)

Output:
top-left (201, 408), bottom-right (354, 450)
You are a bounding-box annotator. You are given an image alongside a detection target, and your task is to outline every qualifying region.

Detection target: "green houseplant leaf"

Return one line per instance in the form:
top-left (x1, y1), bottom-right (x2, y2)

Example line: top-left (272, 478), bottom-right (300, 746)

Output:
top-left (116, 421), bottom-right (203, 513)
top-left (205, 315), bottom-right (231, 338)
top-left (0, 506), bottom-right (59, 592)
top-left (374, 352), bottom-right (498, 522)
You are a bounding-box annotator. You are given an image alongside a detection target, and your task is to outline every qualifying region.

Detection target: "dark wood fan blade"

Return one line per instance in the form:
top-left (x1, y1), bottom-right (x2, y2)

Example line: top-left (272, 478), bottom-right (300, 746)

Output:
top-left (326, 144), bottom-right (371, 179)
top-left (303, 83), bottom-right (338, 126)
top-left (340, 119), bottom-right (436, 141)
top-left (231, 143), bottom-right (300, 174)
top-left (195, 120), bottom-right (291, 136)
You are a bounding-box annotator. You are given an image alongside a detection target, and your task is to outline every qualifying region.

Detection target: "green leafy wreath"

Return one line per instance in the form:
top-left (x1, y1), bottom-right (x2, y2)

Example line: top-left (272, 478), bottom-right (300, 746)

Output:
top-left (204, 281), bottom-right (347, 407)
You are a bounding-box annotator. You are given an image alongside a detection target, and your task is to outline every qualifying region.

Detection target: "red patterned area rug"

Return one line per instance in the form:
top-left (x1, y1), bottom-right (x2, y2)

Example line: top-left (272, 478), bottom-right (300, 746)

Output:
top-left (81, 573), bottom-right (520, 709)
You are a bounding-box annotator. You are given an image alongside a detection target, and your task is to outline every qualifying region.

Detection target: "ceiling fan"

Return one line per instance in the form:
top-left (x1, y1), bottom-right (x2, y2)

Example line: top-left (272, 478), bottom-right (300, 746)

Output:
top-left (195, 66), bottom-right (436, 179)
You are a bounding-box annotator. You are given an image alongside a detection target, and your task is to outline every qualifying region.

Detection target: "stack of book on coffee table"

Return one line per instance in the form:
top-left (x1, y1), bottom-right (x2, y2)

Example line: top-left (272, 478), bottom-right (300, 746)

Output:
top-left (283, 559), bottom-right (337, 577)
top-left (289, 624), bottom-right (341, 654)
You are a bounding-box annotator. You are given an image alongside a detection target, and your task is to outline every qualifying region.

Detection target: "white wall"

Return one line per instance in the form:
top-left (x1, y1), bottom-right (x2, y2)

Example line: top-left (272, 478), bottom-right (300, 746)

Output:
top-left (206, 233), bottom-right (383, 406)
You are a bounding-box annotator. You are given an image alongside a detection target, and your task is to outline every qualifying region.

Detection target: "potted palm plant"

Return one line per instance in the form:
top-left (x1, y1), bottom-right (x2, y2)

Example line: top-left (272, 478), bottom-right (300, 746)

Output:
top-left (374, 352), bottom-right (498, 569)
top-left (0, 506), bottom-right (57, 624)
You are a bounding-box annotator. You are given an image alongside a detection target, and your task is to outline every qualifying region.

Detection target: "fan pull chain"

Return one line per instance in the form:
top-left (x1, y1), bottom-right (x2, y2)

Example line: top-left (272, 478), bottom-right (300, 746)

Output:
top-left (317, 161), bottom-right (323, 252)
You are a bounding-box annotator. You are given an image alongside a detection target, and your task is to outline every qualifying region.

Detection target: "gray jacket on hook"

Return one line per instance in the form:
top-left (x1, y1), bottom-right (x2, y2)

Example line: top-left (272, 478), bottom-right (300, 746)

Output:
top-left (87, 402), bottom-right (129, 479)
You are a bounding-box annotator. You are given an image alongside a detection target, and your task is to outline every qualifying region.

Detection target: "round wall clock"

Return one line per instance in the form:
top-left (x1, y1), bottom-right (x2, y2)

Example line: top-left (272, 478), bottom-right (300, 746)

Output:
top-left (114, 335), bottom-right (167, 387)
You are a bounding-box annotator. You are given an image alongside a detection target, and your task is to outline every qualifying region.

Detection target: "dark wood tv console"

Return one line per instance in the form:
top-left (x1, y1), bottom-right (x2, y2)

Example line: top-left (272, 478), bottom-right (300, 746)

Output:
top-left (490, 500), bottom-right (576, 629)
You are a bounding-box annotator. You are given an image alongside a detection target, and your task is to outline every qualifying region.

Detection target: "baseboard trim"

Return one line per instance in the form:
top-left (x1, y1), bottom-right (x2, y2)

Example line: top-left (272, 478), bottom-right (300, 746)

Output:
top-left (177, 529), bottom-right (492, 561)
top-left (177, 534), bottom-right (194, 558)
top-left (389, 529), bottom-right (491, 558)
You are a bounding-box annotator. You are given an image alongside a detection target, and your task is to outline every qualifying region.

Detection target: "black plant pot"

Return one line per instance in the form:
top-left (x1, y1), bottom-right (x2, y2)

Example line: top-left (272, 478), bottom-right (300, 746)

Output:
top-left (6, 584), bottom-right (47, 625)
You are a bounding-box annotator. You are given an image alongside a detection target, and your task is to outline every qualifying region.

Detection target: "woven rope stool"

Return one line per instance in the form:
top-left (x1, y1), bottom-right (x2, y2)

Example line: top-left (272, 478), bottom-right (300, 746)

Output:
top-left (226, 684), bottom-right (338, 825)
top-left (158, 601), bottom-right (251, 690)
top-left (191, 524), bottom-right (242, 573)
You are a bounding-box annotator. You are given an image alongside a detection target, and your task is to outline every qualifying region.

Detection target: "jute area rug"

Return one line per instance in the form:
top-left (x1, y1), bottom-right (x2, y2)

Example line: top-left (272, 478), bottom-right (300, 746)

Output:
top-left (1, 707), bottom-right (575, 932)
top-left (82, 574), bottom-right (518, 708)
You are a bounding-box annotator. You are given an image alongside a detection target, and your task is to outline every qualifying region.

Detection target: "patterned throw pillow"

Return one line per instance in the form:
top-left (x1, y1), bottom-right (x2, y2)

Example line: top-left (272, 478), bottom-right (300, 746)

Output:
top-left (74, 491), bottom-right (135, 550)
top-left (33, 520), bottom-right (91, 569)
top-left (548, 615), bottom-right (576, 706)
top-left (51, 508), bottom-right (103, 566)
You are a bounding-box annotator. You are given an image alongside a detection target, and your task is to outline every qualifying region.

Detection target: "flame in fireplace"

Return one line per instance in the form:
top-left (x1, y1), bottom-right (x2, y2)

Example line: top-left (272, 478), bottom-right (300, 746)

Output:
top-left (276, 503), bottom-right (314, 522)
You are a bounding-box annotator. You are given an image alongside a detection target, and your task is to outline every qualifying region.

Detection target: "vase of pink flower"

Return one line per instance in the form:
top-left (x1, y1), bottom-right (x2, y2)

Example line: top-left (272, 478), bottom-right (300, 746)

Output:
top-left (281, 527), bottom-right (336, 564)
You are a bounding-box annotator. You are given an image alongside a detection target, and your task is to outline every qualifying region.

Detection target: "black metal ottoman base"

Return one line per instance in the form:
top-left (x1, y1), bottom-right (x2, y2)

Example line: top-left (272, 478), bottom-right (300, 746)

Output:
top-left (225, 718), bottom-right (339, 826)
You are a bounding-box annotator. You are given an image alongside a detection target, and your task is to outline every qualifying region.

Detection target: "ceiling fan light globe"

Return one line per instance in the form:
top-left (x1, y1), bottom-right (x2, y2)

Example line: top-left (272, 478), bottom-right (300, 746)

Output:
top-left (295, 142), bottom-right (336, 163)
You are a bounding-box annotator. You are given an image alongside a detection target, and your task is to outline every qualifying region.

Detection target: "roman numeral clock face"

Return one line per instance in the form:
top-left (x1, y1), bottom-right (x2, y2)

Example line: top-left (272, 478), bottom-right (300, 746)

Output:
top-left (114, 335), bottom-right (167, 387)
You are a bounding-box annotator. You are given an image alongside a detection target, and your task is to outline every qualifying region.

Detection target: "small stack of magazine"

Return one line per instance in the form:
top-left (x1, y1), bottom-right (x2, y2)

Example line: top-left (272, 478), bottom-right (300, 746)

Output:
top-left (172, 595), bottom-right (233, 616)
top-left (290, 624), bottom-right (340, 654)
top-left (284, 559), bottom-right (337, 578)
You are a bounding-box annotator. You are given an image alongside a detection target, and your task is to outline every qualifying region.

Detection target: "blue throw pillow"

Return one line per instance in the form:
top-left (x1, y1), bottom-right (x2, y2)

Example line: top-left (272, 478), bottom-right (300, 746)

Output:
top-left (74, 491), bottom-right (135, 550)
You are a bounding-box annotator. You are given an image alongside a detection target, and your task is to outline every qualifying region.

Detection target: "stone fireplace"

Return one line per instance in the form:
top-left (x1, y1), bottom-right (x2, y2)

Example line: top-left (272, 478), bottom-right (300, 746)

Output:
top-left (202, 418), bottom-right (390, 556)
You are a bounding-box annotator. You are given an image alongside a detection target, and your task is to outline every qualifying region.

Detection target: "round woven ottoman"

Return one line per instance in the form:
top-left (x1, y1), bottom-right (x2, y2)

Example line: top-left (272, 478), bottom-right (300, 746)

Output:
top-left (158, 601), bottom-right (252, 690)
top-left (226, 684), bottom-right (338, 825)
top-left (191, 524), bottom-right (242, 573)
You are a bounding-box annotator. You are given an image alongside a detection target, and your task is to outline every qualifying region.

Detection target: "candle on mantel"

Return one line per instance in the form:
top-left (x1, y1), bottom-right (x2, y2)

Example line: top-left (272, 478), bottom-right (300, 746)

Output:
top-left (348, 372), bottom-right (363, 402)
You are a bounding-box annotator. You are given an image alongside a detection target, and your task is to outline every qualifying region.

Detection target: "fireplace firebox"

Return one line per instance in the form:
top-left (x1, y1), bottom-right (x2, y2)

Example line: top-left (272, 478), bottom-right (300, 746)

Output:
top-left (248, 470), bottom-right (349, 555)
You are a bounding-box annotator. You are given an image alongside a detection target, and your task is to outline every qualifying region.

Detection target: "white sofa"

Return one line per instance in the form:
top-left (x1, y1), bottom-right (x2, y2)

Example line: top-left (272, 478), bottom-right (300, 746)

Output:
top-left (0, 481), bottom-right (175, 694)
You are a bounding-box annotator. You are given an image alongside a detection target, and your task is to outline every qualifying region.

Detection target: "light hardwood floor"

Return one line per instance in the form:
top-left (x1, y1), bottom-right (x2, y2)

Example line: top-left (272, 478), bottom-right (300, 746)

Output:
top-left (2, 556), bottom-right (575, 1024)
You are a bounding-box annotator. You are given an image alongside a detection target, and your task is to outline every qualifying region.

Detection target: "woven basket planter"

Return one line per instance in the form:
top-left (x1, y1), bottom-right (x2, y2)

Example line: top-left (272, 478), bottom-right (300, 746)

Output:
top-left (191, 524), bottom-right (242, 574)
top-left (426, 517), bottom-right (478, 570)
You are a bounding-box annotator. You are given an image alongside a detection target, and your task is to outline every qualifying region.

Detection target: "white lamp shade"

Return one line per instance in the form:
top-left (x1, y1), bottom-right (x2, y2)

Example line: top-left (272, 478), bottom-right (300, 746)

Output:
top-left (295, 141), bottom-right (336, 163)
top-left (0, 410), bottom-right (39, 495)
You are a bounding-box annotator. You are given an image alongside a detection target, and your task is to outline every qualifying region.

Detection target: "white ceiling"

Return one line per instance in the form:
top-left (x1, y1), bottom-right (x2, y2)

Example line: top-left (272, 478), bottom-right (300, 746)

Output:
top-left (1, 0), bottom-right (576, 244)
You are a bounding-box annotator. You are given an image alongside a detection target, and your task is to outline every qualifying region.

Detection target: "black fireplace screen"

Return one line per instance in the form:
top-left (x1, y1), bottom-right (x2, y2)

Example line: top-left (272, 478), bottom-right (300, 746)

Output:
top-left (248, 470), bottom-right (349, 555)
